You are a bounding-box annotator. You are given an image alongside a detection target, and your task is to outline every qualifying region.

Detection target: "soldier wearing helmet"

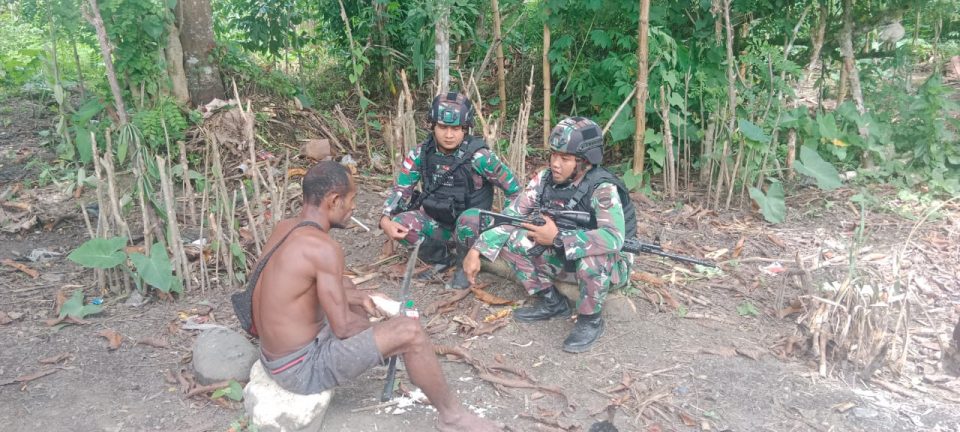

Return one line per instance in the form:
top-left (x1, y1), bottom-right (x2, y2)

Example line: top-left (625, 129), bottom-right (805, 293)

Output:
top-left (379, 92), bottom-right (521, 289)
top-left (462, 117), bottom-right (637, 353)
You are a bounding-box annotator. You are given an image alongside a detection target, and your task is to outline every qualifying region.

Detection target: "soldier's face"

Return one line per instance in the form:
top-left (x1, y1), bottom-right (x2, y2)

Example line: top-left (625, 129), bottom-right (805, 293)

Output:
top-left (434, 123), bottom-right (466, 153)
top-left (550, 152), bottom-right (579, 183)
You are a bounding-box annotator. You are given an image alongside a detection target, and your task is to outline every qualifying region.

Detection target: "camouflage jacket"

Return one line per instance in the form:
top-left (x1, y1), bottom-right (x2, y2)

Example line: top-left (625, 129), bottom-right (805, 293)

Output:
top-left (473, 168), bottom-right (629, 262)
top-left (381, 137), bottom-right (521, 215)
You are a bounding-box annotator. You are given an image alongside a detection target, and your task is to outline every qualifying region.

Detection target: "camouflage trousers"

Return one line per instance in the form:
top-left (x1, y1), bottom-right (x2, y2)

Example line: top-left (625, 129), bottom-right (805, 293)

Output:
top-left (389, 208), bottom-right (483, 252)
top-left (497, 228), bottom-right (631, 315)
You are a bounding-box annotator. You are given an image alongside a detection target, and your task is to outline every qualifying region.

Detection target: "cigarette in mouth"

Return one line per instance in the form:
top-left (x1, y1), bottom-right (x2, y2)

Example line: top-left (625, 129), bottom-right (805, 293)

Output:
top-left (351, 216), bottom-right (371, 232)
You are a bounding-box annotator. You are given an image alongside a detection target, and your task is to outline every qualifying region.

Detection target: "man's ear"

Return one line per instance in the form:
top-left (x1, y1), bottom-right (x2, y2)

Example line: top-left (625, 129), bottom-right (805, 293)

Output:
top-left (321, 191), bottom-right (340, 210)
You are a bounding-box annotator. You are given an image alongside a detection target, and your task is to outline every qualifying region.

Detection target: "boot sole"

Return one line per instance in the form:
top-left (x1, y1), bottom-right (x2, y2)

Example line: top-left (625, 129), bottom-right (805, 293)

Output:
top-left (513, 312), bottom-right (569, 323)
top-left (562, 321), bottom-right (606, 353)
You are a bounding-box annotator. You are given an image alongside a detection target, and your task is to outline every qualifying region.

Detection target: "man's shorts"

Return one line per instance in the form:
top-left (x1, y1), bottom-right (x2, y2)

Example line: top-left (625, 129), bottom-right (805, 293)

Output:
top-left (260, 325), bottom-right (384, 395)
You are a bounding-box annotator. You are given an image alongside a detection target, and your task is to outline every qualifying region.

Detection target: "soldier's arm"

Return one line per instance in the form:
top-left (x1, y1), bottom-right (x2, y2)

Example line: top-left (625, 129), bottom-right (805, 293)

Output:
top-left (381, 144), bottom-right (424, 215)
top-left (472, 170), bottom-right (546, 261)
top-left (471, 149), bottom-right (521, 208)
top-left (558, 182), bottom-right (626, 260)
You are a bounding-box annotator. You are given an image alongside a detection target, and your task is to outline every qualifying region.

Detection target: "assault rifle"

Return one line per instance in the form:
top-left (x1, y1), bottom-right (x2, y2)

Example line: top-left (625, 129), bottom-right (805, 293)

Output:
top-left (477, 209), bottom-right (716, 268)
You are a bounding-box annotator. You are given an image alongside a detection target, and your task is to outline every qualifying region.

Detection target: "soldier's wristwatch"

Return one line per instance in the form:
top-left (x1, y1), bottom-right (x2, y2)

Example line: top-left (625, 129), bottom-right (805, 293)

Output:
top-left (552, 232), bottom-right (565, 249)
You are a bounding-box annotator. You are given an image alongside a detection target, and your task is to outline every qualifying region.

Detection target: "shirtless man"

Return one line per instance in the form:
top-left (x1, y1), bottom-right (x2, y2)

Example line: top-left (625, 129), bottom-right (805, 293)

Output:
top-left (251, 161), bottom-right (500, 432)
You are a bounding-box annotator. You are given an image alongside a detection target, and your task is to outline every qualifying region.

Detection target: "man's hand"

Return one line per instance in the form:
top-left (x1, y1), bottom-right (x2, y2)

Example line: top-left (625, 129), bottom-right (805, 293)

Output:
top-left (346, 290), bottom-right (383, 318)
top-left (380, 216), bottom-right (409, 241)
top-left (521, 214), bottom-right (559, 246)
top-left (463, 248), bottom-right (482, 285)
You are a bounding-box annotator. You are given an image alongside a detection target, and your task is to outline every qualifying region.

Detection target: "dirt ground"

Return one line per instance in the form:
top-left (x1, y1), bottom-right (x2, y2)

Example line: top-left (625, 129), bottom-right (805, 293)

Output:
top-left (1, 96), bottom-right (959, 432)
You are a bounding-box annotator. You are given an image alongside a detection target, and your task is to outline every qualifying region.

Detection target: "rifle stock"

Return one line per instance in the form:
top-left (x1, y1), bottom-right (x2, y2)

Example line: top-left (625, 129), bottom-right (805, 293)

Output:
top-left (477, 210), bottom-right (715, 267)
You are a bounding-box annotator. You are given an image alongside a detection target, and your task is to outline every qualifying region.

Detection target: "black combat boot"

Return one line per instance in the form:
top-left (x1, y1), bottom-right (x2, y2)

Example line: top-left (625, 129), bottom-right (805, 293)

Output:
top-left (446, 268), bottom-right (471, 290)
top-left (415, 238), bottom-right (454, 280)
top-left (445, 245), bottom-right (471, 290)
top-left (514, 286), bottom-right (571, 322)
top-left (562, 313), bottom-right (605, 353)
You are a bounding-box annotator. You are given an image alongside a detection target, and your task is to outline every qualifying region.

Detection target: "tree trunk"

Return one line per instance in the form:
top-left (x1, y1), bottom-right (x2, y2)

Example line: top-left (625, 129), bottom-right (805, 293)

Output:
top-left (177, 0), bottom-right (225, 106)
top-left (83, 0), bottom-right (128, 125)
top-left (632, 0), bottom-right (650, 177)
top-left (840, 0), bottom-right (872, 168)
top-left (71, 38), bottom-right (86, 101)
top-left (785, 128), bottom-right (797, 179)
top-left (337, 0), bottom-right (372, 157)
top-left (491, 0), bottom-right (507, 118)
top-left (164, 22), bottom-right (190, 104)
top-left (435, 1), bottom-right (450, 96)
top-left (373, 0), bottom-right (396, 97)
top-left (714, 0), bottom-right (736, 210)
top-left (660, 86), bottom-right (675, 197)
top-left (542, 11), bottom-right (551, 148)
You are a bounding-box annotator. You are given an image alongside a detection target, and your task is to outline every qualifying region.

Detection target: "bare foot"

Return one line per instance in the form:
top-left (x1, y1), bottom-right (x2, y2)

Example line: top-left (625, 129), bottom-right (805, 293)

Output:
top-left (436, 408), bottom-right (502, 432)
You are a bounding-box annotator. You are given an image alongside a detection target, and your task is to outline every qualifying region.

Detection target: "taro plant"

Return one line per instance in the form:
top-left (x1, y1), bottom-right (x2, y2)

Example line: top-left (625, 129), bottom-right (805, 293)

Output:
top-left (68, 236), bottom-right (183, 294)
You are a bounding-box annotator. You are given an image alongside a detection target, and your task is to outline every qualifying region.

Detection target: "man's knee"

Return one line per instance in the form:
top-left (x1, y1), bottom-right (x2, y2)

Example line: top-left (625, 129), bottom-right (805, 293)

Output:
top-left (393, 318), bottom-right (429, 350)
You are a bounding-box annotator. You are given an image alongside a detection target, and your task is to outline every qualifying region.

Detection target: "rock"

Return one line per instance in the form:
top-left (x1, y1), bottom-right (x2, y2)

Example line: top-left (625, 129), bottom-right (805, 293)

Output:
top-left (481, 258), bottom-right (579, 300)
top-left (480, 257), bottom-right (626, 308)
top-left (244, 360), bottom-right (334, 432)
top-left (603, 293), bottom-right (638, 322)
top-left (192, 327), bottom-right (258, 384)
top-left (299, 139), bottom-right (334, 161)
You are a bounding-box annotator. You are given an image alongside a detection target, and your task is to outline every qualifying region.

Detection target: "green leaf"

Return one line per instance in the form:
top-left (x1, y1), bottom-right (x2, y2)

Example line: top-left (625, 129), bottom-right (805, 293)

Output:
top-left (816, 113), bottom-right (841, 140)
top-left (59, 290), bottom-right (103, 319)
top-left (749, 183), bottom-right (786, 224)
top-left (609, 111), bottom-right (635, 142)
top-left (589, 30), bottom-right (611, 49)
top-left (736, 301), bottom-right (760, 317)
top-left (75, 127), bottom-right (93, 164)
top-left (211, 380), bottom-right (244, 401)
top-left (68, 237), bottom-right (128, 269)
top-left (129, 243), bottom-right (181, 293)
top-left (738, 119), bottom-right (770, 143)
top-left (793, 146), bottom-right (842, 191)
top-left (142, 16), bottom-right (164, 40)
top-left (72, 99), bottom-right (104, 125)
top-left (622, 169), bottom-right (643, 192)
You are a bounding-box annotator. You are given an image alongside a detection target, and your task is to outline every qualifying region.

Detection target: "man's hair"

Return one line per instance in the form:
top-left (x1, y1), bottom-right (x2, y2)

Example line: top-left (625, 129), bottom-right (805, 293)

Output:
top-left (302, 160), bottom-right (351, 206)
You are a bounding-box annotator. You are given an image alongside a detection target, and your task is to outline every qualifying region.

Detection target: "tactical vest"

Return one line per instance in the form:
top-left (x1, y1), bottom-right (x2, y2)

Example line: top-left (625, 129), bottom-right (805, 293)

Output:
top-left (420, 136), bottom-right (493, 226)
top-left (538, 167), bottom-right (638, 240)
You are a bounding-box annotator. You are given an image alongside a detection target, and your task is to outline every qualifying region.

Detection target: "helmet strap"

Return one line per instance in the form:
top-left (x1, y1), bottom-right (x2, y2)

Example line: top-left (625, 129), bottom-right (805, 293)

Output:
top-left (574, 159), bottom-right (591, 179)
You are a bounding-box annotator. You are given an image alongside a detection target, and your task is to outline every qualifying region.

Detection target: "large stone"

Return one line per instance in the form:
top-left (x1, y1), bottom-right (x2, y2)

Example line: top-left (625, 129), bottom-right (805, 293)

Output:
top-left (481, 257), bottom-right (579, 300)
top-left (602, 293), bottom-right (639, 322)
top-left (244, 360), bottom-right (334, 432)
top-left (299, 138), bottom-right (334, 161)
top-left (192, 327), bottom-right (258, 384)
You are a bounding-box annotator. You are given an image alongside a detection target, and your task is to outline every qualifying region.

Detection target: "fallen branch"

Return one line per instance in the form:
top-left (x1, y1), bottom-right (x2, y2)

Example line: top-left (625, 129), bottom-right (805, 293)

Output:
top-left (350, 399), bottom-right (400, 413)
top-left (0, 368), bottom-right (58, 386)
top-left (185, 380), bottom-right (237, 398)
top-left (1, 259), bottom-right (39, 278)
top-left (424, 287), bottom-right (472, 315)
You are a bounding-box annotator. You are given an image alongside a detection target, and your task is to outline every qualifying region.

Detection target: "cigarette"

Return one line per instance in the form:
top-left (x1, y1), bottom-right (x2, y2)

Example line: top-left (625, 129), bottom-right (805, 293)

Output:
top-left (351, 216), bottom-right (371, 232)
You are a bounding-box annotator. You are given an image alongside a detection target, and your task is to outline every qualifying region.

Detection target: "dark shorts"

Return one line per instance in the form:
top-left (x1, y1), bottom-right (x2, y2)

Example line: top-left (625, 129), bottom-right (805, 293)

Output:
top-left (260, 325), bottom-right (384, 395)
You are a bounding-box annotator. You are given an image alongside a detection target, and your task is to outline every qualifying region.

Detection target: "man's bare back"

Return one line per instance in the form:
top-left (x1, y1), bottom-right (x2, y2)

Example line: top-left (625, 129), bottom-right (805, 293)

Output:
top-left (250, 162), bottom-right (500, 432)
top-left (254, 218), bottom-right (335, 359)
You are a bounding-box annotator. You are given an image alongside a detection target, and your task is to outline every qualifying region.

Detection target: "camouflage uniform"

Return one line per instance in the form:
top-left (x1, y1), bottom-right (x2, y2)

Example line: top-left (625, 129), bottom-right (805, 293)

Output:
top-left (382, 138), bottom-right (520, 251)
top-left (470, 169), bottom-right (633, 315)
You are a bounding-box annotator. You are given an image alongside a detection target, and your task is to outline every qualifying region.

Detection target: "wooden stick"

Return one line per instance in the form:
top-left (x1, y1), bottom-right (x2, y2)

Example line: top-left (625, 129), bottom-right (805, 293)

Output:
top-left (157, 156), bottom-right (192, 292)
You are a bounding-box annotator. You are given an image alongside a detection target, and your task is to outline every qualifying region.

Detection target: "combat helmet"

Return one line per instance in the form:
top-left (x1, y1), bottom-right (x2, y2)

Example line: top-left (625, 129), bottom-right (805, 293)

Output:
top-left (547, 117), bottom-right (604, 165)
top-left (429, 92), bottom-right (475, 127)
